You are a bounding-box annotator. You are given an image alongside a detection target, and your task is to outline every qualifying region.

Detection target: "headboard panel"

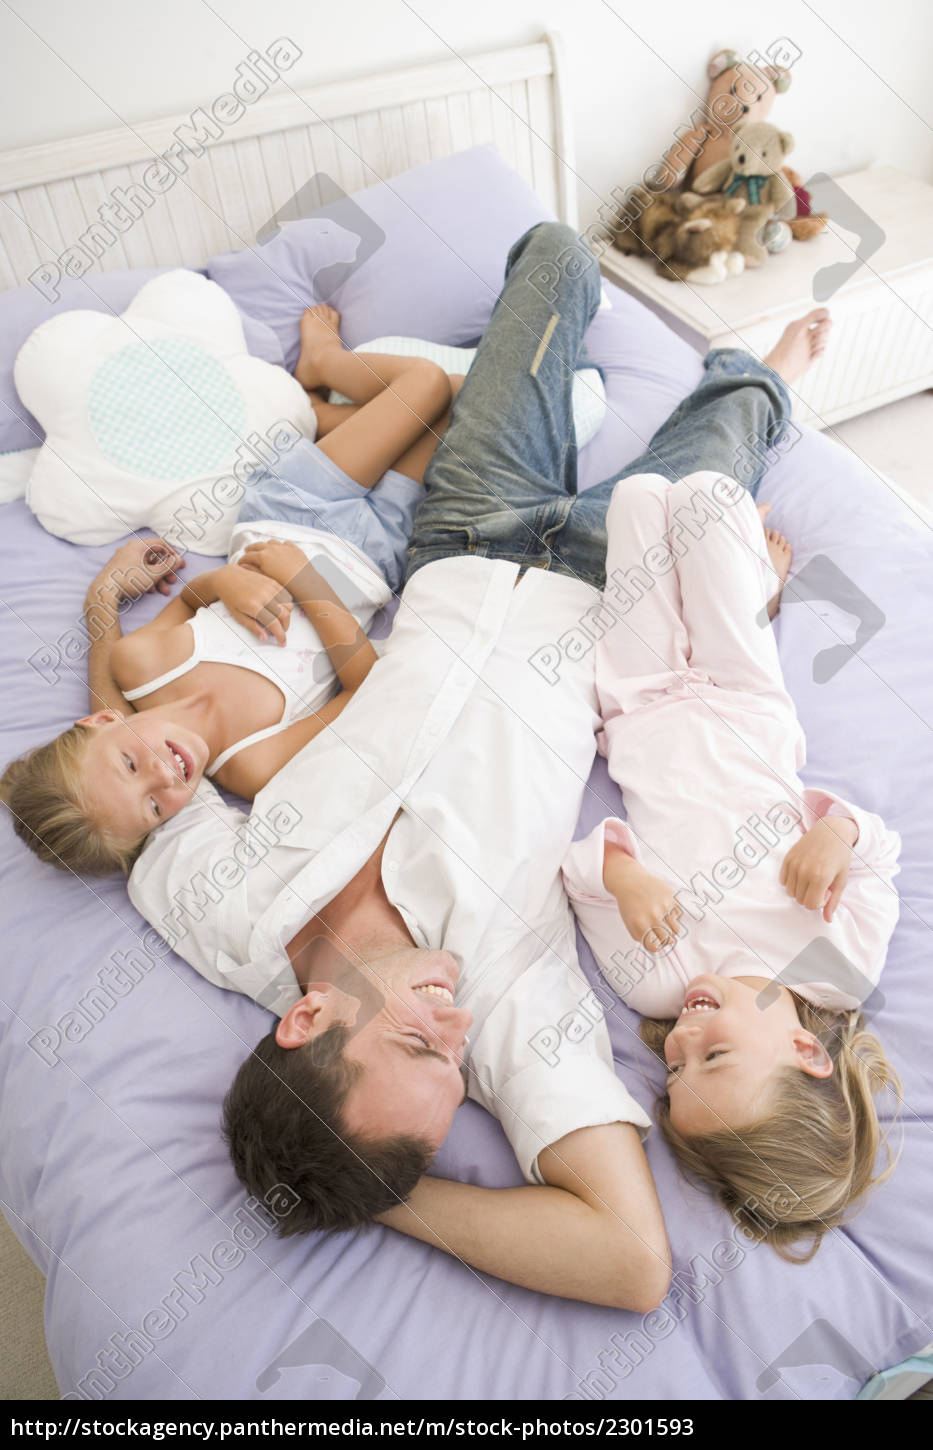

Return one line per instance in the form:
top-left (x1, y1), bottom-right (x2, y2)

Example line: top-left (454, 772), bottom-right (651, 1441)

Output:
top-left (0, 33), bottom-right (576, 292)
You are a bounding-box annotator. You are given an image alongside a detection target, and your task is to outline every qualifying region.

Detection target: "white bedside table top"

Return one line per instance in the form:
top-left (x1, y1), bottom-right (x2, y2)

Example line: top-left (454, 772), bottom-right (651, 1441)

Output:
top-left (599, 166), bottom-right (933, 343)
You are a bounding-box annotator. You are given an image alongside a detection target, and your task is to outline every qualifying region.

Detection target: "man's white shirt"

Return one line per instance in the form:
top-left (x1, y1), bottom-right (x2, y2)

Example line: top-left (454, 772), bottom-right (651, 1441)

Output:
top-left (129, 555), bottom-right (652, 1182)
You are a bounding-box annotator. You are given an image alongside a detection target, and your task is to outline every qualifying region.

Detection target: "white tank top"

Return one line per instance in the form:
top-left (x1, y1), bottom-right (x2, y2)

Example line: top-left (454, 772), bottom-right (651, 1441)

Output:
top-left (124, 525), bottom-right (391, 776)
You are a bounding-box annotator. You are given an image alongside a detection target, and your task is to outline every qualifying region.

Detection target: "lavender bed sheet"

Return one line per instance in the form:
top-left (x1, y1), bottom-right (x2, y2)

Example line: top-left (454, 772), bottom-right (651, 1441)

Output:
top-left (1, 279), bottom-right (932, 1401)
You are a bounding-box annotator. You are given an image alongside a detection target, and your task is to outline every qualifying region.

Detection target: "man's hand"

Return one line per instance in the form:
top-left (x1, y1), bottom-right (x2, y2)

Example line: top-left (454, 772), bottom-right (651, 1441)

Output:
top-left (603, 843), bottom-right (682, 953)
top-left (237, 539), bottom-right (309, 591)
top-left (780, 815), bottom-right (858, 923)
top-left (212, 563), bottom-right (293, 645)
top-left (91, 536), bottom-right (186, 607)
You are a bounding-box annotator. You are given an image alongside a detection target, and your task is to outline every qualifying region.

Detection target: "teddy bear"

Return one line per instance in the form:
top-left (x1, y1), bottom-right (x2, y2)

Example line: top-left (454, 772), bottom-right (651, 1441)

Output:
top-left (692, 120), bottom-right (797, 265)
top-left (657, 48), bottom-right (793, 192)
top-left (611, 187), bottom-right (752, 283)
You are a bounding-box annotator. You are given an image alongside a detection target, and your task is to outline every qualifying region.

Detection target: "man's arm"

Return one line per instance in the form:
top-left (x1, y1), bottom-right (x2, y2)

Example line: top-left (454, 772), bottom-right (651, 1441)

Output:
top-left (378, 1122), bottom-right (672, 1311)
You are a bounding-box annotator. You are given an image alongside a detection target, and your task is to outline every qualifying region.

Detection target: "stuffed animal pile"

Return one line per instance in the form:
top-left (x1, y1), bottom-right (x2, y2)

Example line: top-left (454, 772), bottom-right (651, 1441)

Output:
top-left (611, 48), bottom-right (828, 285)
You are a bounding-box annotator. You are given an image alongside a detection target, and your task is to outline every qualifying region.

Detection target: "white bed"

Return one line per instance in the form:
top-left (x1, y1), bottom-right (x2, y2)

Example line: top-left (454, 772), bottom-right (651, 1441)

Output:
top-left (0, 32), bottom-right (576, 286)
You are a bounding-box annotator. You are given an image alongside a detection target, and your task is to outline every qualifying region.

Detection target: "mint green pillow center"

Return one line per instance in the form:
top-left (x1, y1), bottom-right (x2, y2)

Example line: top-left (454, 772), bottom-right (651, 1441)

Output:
top-left (88, 337), bottom-right (247, 481)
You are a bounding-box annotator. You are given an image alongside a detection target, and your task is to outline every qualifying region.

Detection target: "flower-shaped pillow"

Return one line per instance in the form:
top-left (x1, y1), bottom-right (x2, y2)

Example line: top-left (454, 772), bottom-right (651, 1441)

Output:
top-left (15, 270), bottom-right (317, 557)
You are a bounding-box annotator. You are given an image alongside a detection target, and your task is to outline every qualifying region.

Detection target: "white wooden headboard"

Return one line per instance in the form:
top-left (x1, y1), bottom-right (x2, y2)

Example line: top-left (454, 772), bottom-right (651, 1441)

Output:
top-left (0, 32), bottom-right (576, 293)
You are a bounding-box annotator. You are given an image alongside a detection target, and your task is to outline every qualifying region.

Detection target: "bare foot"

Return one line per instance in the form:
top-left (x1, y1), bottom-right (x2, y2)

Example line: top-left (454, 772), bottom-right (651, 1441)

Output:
top-left (763, 308), bottom-right (832, 384)
top-left (294, 304), bottom-right (342, 391)
top-left (764, 526), bottom-right (793, 619)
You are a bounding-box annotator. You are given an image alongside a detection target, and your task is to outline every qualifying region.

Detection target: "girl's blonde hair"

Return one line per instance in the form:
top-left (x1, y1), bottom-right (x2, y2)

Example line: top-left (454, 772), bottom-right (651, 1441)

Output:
top-left (0, 724), bottom-right (143, 877)
top-left (641, 995), bottom-right (902, 1262)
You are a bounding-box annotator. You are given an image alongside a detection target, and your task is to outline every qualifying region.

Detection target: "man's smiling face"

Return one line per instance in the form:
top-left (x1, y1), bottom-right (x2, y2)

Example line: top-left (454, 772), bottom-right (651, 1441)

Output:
top-left (277, 945), bottom-right (473, 1151)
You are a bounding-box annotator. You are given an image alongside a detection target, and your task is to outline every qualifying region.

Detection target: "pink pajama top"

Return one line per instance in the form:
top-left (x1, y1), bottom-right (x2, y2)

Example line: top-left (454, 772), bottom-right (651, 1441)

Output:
top-left (561, 471), bottom-right (901, 1018)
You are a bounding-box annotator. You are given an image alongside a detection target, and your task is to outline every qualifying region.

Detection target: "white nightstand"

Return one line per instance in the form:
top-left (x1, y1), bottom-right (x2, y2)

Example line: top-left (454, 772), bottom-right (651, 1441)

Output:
top-left (598, 166), bottom-right (933, 429)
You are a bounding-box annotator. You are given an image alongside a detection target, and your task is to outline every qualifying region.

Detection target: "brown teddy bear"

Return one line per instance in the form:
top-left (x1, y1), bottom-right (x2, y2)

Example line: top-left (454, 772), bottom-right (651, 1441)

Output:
top-left (658, 47), bottom-right (793, 191)
top-left (611, 187), bottom-right (754, 283)
top-left (692, 121), bottom-right (797, 265)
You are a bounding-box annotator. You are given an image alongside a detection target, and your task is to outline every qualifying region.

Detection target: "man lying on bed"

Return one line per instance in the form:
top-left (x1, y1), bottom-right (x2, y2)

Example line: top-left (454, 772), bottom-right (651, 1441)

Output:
top-left (45, 224), bottom-right (829, 1308)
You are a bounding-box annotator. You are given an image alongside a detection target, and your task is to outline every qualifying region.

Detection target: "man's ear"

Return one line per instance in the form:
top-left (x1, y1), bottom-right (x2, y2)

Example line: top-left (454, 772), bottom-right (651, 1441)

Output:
top-left (275, 986), bottom-right (356, 1050)
top-left (792, 1029), bottom-right (834, 1079)
top-left (76, 709), bottom-right (123, 728)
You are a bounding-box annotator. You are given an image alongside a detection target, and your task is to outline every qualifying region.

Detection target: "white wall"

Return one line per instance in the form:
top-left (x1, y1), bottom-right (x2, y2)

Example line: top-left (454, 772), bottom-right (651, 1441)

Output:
top-left (3, 0), bottom-right (932, 227)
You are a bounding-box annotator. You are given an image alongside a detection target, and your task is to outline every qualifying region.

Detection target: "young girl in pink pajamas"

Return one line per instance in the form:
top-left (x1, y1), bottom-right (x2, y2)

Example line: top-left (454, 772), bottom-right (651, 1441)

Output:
top-left (562, 469), bottom-right (902, 1261)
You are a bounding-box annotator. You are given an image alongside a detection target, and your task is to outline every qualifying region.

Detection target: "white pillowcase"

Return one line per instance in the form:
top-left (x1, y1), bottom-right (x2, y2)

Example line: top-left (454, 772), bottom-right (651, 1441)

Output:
top-left (0, 447), bottom-right (39, 505)
top-left (329, 336), bottom-right (607, 447)
top-left (15, 270), bottom-right (318, 556)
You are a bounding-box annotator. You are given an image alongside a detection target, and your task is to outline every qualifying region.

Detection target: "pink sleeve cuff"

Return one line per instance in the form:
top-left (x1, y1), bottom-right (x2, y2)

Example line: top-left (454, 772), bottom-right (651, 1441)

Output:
top-left (802, 788), bottom-right (902, 874)
top-left (822, 798), bottom-right (859, 841)
top-left (562, 817), bottom-right (641, 902)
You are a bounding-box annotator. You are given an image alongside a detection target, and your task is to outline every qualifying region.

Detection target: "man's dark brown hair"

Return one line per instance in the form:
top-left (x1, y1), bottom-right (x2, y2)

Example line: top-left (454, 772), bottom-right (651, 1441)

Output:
top-left (222, 1024), bottom-right (434, 1234)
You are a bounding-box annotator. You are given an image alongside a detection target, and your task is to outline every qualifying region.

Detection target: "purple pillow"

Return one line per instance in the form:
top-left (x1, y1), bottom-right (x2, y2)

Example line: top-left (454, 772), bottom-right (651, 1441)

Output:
top-left (0, 269), bottom-right (284, 455)
top-left (205, 145), bottom-right (556, 368)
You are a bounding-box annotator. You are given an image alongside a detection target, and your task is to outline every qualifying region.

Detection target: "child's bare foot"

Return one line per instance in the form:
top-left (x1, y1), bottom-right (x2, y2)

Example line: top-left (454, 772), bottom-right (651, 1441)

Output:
top-left (763, 308), bottom-right (832, 384)
top-left (764, 526), bottom-right (793, 619)
top-left (294, 304), bottom-right (342, 391)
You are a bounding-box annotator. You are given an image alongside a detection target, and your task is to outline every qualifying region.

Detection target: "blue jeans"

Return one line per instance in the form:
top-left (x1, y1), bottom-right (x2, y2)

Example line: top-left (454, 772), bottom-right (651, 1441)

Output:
top-left (407, 222), bottom-right (793, 590)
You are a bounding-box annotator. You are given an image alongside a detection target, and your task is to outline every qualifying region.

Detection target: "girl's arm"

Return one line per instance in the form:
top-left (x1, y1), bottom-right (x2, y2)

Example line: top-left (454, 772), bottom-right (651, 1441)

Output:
top-left (122, 563), bottom-right (295, 647)
top-left (778, 799), bottom-right (902, 1003)
top-left (780, 815), bottom-right (860, 922)
top-left (99, 542), bottom-right (293, 699)
top-left (84, 537), bottom-right (185, 712)
top-left (237, 541), bottom-right (377, 690)
top-left (603, 840), bottom-right (684, 953)
top-left (86, 586), bottom-right (136, 716)
top-left (379, 1123), bottom-right (672, 1311)
top-left (215, 541), bottom-right (380, 797)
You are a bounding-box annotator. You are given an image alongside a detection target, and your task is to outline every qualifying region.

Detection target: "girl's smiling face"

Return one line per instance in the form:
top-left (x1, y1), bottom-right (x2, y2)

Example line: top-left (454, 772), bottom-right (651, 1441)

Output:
top-left (663, 975), bottom-right (834, 1136)
top-left (77, 708), bottom-right (209, 843)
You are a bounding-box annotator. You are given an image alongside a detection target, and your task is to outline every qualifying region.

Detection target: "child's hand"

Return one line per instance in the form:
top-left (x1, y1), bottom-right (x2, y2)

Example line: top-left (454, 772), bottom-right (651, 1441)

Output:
top-left (779, 816), bottom-right (858, 923)
top-left (603, 844), bottom-right (683, 954)
top-left (237, 540), bottom-right (309, 590)
top-left (214, 564), bottom-right (293, 645)
top-left (96, 536), bottom-right (186, 603)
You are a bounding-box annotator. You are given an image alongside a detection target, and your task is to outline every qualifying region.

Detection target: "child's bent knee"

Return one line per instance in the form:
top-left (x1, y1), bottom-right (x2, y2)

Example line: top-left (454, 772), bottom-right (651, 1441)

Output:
top-left (608, 473), bottom-right (670, 516)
